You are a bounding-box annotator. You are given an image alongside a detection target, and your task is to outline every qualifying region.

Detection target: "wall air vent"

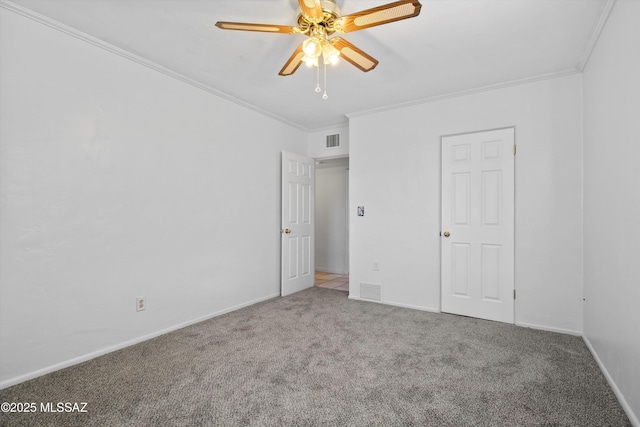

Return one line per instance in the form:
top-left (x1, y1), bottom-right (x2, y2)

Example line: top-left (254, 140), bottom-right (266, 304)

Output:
top-left (360, 283), bottom-right (382, 301)
top-left (326, 133), bottom-right (340, 148)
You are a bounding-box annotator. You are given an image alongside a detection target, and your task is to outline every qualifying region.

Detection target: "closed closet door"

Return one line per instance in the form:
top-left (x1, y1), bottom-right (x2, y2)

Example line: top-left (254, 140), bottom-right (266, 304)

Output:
top-left (441, 128), bottom-right (515, 324)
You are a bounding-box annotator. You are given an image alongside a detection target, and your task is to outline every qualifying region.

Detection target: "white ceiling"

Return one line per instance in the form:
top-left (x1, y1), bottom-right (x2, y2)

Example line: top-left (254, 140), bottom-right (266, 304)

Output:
top-left (5, 0), bottom-right (610, 131)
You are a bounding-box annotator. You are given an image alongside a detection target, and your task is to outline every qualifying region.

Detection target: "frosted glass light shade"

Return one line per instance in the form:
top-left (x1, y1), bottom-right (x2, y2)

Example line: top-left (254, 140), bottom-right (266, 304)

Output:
top-left (302, 37), bottom-right (322, 58)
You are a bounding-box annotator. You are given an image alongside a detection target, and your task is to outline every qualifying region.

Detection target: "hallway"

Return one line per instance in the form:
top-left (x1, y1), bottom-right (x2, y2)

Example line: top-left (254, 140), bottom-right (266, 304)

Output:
top-left (315, 271), bottom-right (349, 292)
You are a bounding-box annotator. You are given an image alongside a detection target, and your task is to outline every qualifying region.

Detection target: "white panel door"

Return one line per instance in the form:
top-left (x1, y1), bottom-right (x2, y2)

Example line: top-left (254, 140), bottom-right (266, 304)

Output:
top-left (281, 151), bottom-right (314, 296)
top-left (441, 128), bottom-right (515, 323)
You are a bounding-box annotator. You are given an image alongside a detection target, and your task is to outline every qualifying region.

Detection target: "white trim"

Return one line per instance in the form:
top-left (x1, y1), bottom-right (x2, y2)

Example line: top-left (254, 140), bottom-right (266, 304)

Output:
top-left (0, 293), bottom-right (280, 390)
top-left (348, 297), bottom-right (587, 336)
top-left (583, 335), bottom-right (639, 426)
top-left (344, 168), bottom-right (350, 275)
top-left (315, 268), bottom-right (348, 275)
top-left (348, 295), bottom-right (440, 313)
top-left (0, 0), bottom-right (308, 132)
top-left (346, 69), bottom-right (581, 120)
top-left (1, 0), bottom-right (596, 133)
top-left (439, 125), bottom-right (518, 140)
top-left (515, 321), bottom-right (582, 337)
top-left (309, 123), bottom-right (349, 134)
top-left (577, 0), bottom-right (617, 71)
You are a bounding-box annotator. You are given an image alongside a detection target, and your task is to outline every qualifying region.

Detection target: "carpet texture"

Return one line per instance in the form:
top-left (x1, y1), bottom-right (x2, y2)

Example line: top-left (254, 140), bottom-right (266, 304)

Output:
top-left (0, 287), bottom-right (631, 426)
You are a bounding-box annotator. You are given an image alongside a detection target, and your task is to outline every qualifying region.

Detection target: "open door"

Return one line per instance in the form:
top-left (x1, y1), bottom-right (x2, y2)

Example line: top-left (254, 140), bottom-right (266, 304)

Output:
top-left (281, 151), bottom-right (314, 296)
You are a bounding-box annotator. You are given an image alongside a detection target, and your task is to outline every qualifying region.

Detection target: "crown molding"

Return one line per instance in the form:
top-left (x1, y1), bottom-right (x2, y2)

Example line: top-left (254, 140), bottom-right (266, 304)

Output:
top-left (346, 68), bottom-right (582, 120)
top-left (577, 0), bottom-right (616, 71)
top-left (346, 0), bottom-right (616, 120)
top-left (307, 122), bottom-right (350, 134)
top-left (2, 0), bottom-right (615, 133)
top-left (0, 0), bottom-right (310, 132)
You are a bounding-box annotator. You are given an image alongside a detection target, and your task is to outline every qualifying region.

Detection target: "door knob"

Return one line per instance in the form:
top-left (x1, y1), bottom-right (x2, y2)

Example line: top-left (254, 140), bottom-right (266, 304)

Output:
top-left (281, 228), bottom-right (292, 234)
top-left (443, 231), bottom-right (450, 237)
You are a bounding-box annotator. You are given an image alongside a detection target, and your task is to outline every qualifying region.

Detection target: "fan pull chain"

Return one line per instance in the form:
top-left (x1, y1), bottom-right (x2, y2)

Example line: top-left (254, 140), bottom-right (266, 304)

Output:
top-left (322, 60), bottom-right (328, 100)
top-left (315, 64), bottom-right (321, 93)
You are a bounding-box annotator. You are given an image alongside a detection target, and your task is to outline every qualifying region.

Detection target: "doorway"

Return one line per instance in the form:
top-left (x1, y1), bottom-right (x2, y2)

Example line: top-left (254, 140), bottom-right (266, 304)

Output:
top-left (314, 157), bottom-right (349, 292)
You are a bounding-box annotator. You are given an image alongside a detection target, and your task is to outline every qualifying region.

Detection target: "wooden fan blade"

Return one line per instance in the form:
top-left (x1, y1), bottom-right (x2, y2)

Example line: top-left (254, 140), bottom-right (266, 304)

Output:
top-left (215, 21), bottom-right (299, 34)
top-left (298, 0), bottom-right (324, 22)
top-left (337, 0), bottom-right (421, 33)
top-left (279, 44), bottom-right (306, 76)
top-left (330, 37), bottom-right (379, 72)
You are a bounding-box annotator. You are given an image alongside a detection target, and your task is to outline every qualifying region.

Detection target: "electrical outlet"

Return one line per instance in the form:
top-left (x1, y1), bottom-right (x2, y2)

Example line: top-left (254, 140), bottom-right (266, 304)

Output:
top-left (373, 260), bottom-right (380, 271)
top-left (136, 297), bottom-right (146, 312)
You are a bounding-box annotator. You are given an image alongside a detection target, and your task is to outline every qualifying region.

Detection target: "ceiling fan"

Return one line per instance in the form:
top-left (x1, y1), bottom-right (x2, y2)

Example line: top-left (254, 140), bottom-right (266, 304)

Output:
top-left (215, 0), bottom-right (422, 98)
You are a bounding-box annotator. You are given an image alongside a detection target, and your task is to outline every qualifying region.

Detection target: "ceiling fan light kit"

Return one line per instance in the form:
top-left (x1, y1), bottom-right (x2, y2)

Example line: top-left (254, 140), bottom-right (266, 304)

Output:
top-left (215, 0), bottom-right (421, 99)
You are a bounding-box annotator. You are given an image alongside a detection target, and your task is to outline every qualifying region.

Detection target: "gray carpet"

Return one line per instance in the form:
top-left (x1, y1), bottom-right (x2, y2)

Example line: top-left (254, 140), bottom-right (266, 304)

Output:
top-left (0, 287), bottom-right (631, 426)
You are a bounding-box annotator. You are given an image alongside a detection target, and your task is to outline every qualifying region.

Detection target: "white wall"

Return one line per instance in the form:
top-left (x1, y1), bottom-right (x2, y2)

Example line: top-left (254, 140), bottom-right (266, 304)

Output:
top-left (315, 164), bottom-right (349, 274)
top-left (349, 74), bottom-right (584, 333)
top-left (0, 9), bottom-right (307, 387)
top-left (582, 0), bottom-right (640, 423)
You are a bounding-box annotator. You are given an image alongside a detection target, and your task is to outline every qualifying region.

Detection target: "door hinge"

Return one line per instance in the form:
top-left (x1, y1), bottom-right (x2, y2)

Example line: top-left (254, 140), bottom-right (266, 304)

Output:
top-left (513, 144), bottom-right (516, 155)
top-left (513, 289), bottom-right (516, 300)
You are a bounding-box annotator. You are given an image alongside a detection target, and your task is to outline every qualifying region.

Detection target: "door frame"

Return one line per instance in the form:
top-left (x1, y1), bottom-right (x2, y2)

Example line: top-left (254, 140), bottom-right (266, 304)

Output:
top-left (313, 156), bottom-right (350, 276)
top-left (281, 151), bottom-right (315, 296)
top-left (439, 126), bottom-right (516, 323)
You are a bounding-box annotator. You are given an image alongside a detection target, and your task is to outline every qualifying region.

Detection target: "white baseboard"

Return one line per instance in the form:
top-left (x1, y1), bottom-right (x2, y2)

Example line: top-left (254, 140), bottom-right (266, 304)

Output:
top-left (315, 268), bottom-right (348, 275)
top-left (515, 321), bottom-right (582, 336)
top-left (348, 295), bottom-right (440, 313)
top-left (0, 293), bottom-right (280, 390)
top-left (583, 335), bottom-right (639, 427)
